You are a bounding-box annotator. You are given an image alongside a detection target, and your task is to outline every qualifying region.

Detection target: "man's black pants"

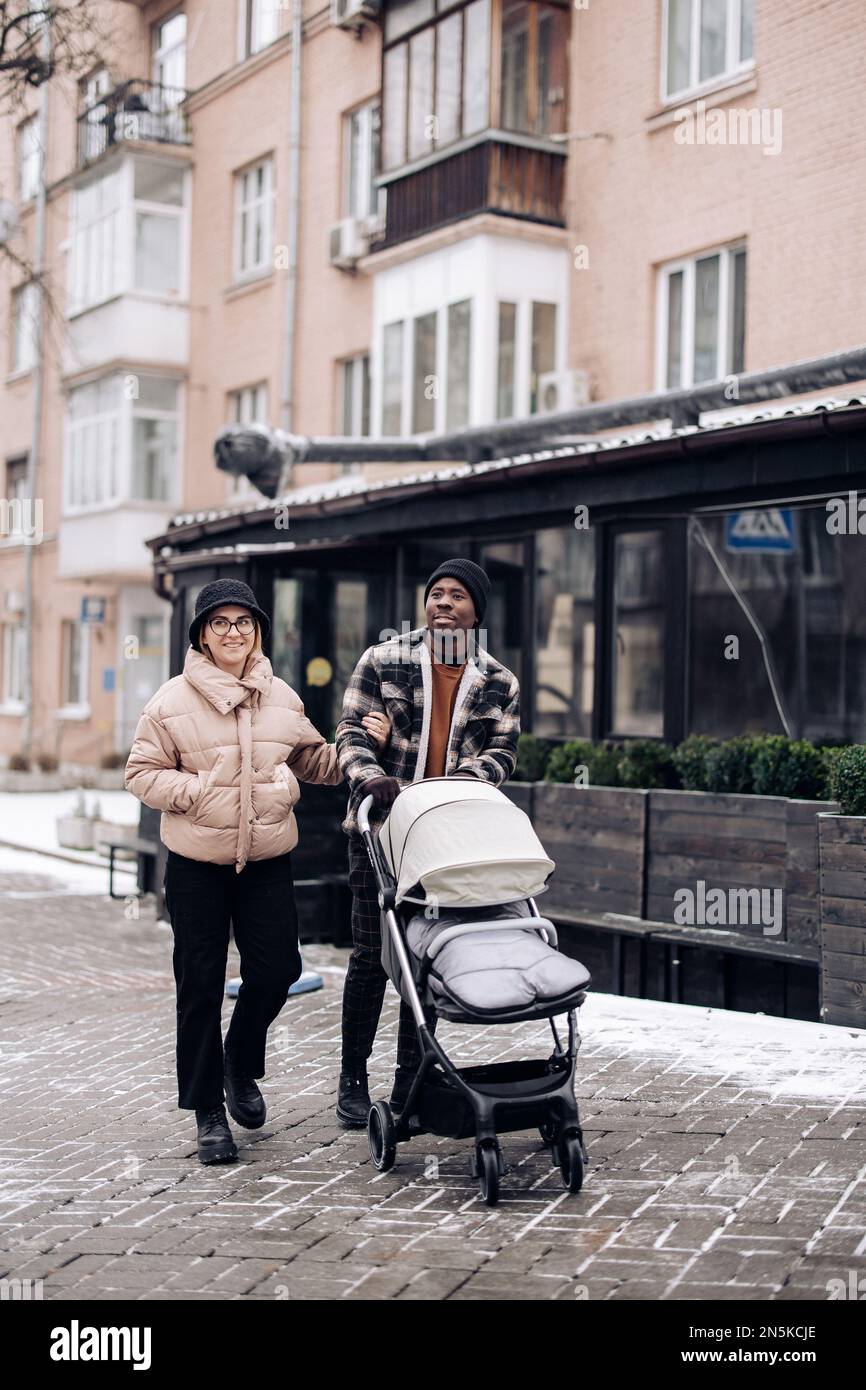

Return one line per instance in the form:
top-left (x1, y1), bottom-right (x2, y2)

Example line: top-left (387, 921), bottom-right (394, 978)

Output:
top-left (164, 849), bottom-right (302, 1110)
top-left (341, 831), bottom-right (436, 1075)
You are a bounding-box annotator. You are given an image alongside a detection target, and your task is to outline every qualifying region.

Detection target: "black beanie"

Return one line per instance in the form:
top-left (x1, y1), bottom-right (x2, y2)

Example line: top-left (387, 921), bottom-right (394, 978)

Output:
top-left (188, 578), bottom-right (270, 647)
top-left (424, 559), bottom-right (490, 625)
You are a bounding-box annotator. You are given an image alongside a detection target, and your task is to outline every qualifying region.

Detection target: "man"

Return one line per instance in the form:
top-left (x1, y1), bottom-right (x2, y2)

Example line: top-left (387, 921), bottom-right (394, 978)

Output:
top-left (334, 558), bottom-right (520, 1126)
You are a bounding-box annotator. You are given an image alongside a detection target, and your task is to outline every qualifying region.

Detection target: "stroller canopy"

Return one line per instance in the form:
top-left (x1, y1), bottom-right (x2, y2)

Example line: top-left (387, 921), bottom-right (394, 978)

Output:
top-left (379, 778), bottom-right (555, 908)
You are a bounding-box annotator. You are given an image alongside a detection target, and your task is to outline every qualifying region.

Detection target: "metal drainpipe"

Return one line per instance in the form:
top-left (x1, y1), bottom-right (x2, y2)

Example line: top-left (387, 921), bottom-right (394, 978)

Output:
top-left (278, 0), bottom-right (304, 496)
top-left (21, 19), bottom-right (52, 763)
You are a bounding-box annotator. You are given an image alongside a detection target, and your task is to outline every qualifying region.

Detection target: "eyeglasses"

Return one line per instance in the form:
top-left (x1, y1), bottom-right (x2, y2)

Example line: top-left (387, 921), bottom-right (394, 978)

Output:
top-left (208, 616), bottom-right (256, 635)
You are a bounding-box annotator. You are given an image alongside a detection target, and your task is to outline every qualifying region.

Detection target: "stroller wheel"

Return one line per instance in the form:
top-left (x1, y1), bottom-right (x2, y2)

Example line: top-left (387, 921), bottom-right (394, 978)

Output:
top-left (368, 1102), bottom-right (397, 1173)
top-left (475, 1141), bottom-right (500, 1206)
top-left (558, 1132), bottom-right (585, 1193)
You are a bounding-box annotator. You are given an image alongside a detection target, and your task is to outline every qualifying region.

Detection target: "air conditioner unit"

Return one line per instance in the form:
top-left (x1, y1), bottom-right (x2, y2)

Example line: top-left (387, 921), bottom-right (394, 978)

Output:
top-left (331, 0), bottom-right (380, 31)
top-left (328, 217), bottom-right (369, 270)
top-left (537, 368), bottom-right (591, 414)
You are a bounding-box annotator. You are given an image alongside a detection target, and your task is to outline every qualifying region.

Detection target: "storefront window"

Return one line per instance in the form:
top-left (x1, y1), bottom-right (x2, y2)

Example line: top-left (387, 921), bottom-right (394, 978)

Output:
top-left (534, 526), bottom-right (596, 737)
top-left (478, 541), bottom-right (524, 681)
top-left (688, 507), bottom-right (866, 742)
top-left (611, 530), bottom-right (665, 736)
top-left (271, 577), bottom-right (303, 691)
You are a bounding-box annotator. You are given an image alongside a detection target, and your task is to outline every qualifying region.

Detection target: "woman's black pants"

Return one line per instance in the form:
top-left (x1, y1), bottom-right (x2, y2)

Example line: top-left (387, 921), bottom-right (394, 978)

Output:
top-left (164, 849), bottom-right (302, 1111)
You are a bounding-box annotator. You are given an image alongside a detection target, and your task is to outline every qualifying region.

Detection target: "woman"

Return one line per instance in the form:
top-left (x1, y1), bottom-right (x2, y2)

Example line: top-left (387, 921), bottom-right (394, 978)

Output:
top-left (125, 578), bottom-right (390, 1164)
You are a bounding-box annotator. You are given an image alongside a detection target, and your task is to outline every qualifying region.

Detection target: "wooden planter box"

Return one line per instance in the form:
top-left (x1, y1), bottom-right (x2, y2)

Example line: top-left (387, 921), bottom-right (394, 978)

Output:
top-left (818, 814), bottom-right (866, 1028)
top-left (532, 783), bottom-right (647, 918)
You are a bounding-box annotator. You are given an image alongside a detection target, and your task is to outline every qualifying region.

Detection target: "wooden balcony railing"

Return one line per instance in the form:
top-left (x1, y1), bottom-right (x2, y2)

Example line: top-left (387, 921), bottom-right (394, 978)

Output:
top-left (380, 136), bottom-right (566, 248)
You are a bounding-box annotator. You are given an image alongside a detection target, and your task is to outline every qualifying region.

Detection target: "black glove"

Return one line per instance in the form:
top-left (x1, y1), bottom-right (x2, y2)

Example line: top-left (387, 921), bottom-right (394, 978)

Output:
top-left (365, 776), bottom-right (401, 809)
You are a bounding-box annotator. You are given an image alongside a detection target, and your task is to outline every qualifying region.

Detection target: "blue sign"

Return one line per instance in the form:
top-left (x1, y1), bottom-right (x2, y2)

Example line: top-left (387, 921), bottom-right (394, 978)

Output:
top-left (102, 668), bottom-right (116, 693)
top-left (80, 596), bottom-right (107, 624)
top-left (725, 509), bottom-right (795, 553)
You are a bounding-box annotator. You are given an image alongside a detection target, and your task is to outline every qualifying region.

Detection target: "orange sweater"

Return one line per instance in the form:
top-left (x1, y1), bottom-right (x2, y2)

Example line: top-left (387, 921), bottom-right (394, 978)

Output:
top-left (423, 658), bottom-right (466, 778)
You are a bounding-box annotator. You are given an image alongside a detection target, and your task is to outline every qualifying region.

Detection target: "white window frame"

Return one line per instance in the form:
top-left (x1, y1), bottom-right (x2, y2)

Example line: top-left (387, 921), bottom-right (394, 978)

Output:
top-left (227, 383), bottom-right (269, 497)
top-left (1, 617), bottom-right (26, 711)
top-left (343, 101), bottom-right (382, 223)
top-left (64, 373), bottom-right (183, 516)
top-left (12, 281), bottom-right (38, 374)
top-left (18, 114), bottom-right (40, 202)
top-left (339, 354), bottom-right (371, 436)
top-left (655, 242), bottom-right (746, 391)
top-left (233, 156), bottom-right (275, 282)
top-left (661, 0), bottom-right (755, 104)
top-left (239, 0), bottom-right (281, 61)
top-left (132, 161), bottom-right (188, 301)
top-left (59, 617), bottom-right (91, 718)
top-left (152, 9), bottom-right (187, 97)
top-left (68, 166), bottom-right (123, 315)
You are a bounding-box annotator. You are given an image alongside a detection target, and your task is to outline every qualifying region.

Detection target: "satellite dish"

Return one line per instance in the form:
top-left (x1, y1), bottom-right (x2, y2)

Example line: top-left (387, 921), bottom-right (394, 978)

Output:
top-left (0, 199), bottom-right (19, 246)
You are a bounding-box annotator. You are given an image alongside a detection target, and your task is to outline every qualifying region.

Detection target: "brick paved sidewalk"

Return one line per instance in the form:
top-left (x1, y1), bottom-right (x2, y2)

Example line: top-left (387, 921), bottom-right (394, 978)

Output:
top-left (1, 868), bottom-right (865, 1302)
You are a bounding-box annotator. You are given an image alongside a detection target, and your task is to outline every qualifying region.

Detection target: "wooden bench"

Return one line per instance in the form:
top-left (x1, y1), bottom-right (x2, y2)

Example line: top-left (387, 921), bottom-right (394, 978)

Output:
top-left (548, 908), bottom-right (819, 1003)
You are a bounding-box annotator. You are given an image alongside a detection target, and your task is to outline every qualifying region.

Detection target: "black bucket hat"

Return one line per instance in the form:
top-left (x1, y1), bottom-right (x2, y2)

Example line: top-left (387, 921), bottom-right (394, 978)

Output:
top-left (188, 579), bottom-right (270, 648)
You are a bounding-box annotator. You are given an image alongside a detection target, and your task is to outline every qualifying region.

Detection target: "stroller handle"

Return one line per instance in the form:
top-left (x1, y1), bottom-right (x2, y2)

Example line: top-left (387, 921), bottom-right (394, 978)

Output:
top-left (358, 793), bottom-right (374, 837)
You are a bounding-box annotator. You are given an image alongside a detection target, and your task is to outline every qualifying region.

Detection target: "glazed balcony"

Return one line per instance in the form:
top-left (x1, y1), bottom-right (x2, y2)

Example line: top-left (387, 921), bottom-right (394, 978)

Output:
top-left (378, 0), bottom-right (569, 248)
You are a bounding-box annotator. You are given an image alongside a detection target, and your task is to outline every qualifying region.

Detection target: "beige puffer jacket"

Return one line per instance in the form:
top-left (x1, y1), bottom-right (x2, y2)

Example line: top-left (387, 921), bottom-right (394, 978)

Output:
top-left (124, 646), bottom-right (342, 872)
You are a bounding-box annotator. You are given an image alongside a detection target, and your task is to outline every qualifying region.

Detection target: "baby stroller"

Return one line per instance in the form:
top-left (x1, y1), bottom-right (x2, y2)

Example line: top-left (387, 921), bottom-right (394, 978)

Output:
top-left (358, 777), bottom-right (591, 1205)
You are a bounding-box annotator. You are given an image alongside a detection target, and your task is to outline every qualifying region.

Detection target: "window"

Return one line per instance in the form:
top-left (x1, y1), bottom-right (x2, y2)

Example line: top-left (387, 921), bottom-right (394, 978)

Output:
top-left (500, 0), bottom-right (567, 137)
top-left (79, 67), bottom-right (110, 165)
top-left (12, 282), bottom-right (38, 373)
top-left (382, 0), bottom-right (491, 170)
top-left (412, 311), bottom-right (437, 433)
top-left (446, 300), bottom-right (471, 430)
top-left (153, 10), bottom-right (186, 96)
top-left (228, 383), bottom-right (269, 496)
top-left (65, 377), bottom-right (121, 509)
top-left (663, 0), bottom-right (755, 100)
top-left (530, 301), bottom-right (557, 413)
top-left (382, 320), bottom-right (404, 435)
top-left (61, 618), bottom-right (89, 711)
top-left (658, 245), bottom-right (746, 388)
top-left (241, 0), bottom-right (280, 59)
top-left (534, 525), bottom-right (596, 737)
top-left (133, 159), bottom-right (184, 296)
top-left (339, 355), bottom-right (371, 436)
top-left (18, 115), bottom-right (40, 202)
top-left (2, 618), bottom-right (25, 707)
top-left (69, 168), bottom-right (122, 313)
top-left (345, 102), bottom-right (381, 222)
top-left (131, 377), bottom-right (180, 502)
top-left (496, 301), bottom-right (517, 419)
top-left (234, 157), bottom-right (274, 279)
top-left (64, 374), bottom-right (180, 511)
top-left (611, 530), bottom-right (665, 737)
top-left (3, 458), bottom-right (29, 541)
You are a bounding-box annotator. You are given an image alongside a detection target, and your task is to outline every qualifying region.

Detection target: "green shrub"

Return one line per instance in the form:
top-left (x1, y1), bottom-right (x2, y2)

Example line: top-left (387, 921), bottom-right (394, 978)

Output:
top-left (672, 734), bottom-right (717, 791)
top-left (825, 744), bottom-right (866, 816)
top-left (751, 735), bottom-right (826, 799)
top-left (514, 733), bottom-right (552, 783)
top-left (586, 740), bottom-right (624, 787)
top-left (7, 752), bottom-right (30, 772)
top-left (704, 735), bottom-right (761, 794)
top-left (618, 739), bottom-right (679, 789)
top-left (544, 740), bottom-right (594, 785)
top-left (37, 753), bottom-right (59, 772)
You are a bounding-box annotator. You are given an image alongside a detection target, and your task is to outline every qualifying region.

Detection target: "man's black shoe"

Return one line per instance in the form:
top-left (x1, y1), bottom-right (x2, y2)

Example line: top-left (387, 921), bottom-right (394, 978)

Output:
top-left (224, 1058), bottom-right (267, 1129)
top-left (195, 1105), bottom-right (238, 1164)
top-left (336, 1070), bottom-right (371, 1128)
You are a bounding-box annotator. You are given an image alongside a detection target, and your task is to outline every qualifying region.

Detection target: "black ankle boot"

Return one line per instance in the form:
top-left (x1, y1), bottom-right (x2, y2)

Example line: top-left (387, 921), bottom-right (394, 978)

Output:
top-left (194, 1104), bottom-right (237, 1164)
top-left (224, 1056), bottom-right (266, 1130)
top-left (336, 1070), bottom-right (371, 1128)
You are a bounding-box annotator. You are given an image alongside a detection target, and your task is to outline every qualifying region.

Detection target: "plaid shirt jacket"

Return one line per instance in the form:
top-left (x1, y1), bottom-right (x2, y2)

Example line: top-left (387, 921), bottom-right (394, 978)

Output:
top-left (335, 626), bottom-right (520, 835)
